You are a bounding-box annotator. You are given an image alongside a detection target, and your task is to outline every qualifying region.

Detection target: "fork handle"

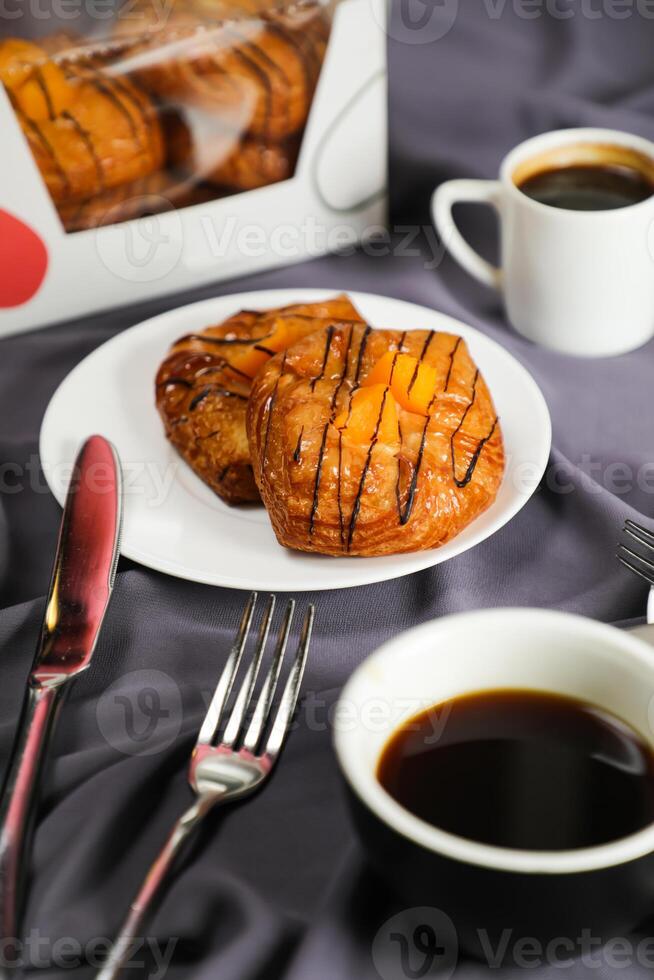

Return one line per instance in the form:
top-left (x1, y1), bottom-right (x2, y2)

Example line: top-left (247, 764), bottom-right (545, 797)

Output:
top-left (97, 796), bottom-right (215, 980)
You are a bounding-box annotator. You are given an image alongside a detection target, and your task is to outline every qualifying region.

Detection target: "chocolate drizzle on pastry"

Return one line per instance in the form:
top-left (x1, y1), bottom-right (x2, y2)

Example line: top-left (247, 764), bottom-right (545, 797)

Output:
top-left (352, 324), bottom-right (372, 388)
top-left (339, 329), bottom-right (401, 538)
top-left (225, 25), bottom-right (291, 133)
top-left (71, 69), bottom-right (143, 147)
top-left (226, 39), bottom-right (275, 139)
top-left (337, 324), bottom-right (370, 546)
top-left (407, 329), bottom-right (434, 395)
top-left (247, 319), bottom-right (505, 557)
top-left (293, 426), bottom-right (304, 463)
top-left (449, 368), bottom-right (499, 489)
top-left (264, 20), bottom-right (314, 96)
top-left (453, 417), bottom-right (499, 489)
top-left (157, 375), bottom-right (193, 389)
top-left (309, 324), bottom-right (354, 536)
top-left (189, 384), bottom-right (247, 410)
top-left (156, 296), bottom-right (364, 507)
top-left (309, 420), bottom-right (331, 537)
top-left (99, 71), bottom-right (153, 133)
top-left (61, 110), bottom-right (106, 189)
top-left (397, 334), bottom-right (459, 527)
top-left (444, 336), bottom-right (462, 391)
top-left (16, 105), bottom-right (72, 196)
top-left (347, 385), bottom-right (391, 551)
top-left (389, 331), bottom-right (407, 382)
top-left (180, 331), bottom-right (274, 347)
top-left (262, 352), bottom-right (287, 464)
top-left (34, 67), bottom-right (56, 120)
top-left (310, 324), bottom-right (335, 392)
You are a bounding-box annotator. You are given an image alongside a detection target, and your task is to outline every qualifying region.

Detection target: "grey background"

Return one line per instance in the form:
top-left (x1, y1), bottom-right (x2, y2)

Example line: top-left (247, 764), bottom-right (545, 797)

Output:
top-left (1, 0), bottom-right (654, 976)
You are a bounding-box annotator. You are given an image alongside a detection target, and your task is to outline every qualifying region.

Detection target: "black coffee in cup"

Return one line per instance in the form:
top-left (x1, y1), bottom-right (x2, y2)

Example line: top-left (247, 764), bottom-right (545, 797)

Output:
top-left (513, 142), bottom-right (654, 212)
top-left (518, 164), bottom-right (653, 211)
top-left (378, 689), bottom-right (654, 850)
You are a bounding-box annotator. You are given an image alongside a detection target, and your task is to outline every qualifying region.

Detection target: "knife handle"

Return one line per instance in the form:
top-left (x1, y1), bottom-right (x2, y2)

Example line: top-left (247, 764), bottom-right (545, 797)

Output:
top-left (0, 681), bottom-right (66, 950)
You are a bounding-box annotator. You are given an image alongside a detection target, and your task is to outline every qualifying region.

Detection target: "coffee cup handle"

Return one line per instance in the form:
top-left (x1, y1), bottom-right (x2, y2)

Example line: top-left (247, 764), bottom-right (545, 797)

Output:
top-left (431, 180), bottom-right (502, 290)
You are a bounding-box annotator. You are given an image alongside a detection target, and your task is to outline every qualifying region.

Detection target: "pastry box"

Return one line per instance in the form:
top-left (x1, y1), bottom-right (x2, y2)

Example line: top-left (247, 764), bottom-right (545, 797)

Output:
top-left (0, 0), bottom-right (387, 336)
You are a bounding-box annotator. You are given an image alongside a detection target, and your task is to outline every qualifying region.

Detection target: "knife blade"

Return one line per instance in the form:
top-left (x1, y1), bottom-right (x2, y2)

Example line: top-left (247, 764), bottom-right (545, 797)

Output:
top-left (0, 435), bottom-right (122, 956)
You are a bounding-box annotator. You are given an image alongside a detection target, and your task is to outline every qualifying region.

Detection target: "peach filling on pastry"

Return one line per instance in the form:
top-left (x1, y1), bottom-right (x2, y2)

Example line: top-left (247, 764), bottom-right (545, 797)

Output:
top-left (226, 318), bottom-right (295, 379)
top-left (363, 351), bottom-right (439, 416)
top-left (333, 384), bottom-right (400, 448)
top-left (0, 39), bottom-right (73, 120)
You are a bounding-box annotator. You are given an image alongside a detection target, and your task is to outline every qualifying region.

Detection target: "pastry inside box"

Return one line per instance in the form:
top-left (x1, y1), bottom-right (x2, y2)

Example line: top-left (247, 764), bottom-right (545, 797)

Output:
top-left (0, 0), bottom-right (333, 232)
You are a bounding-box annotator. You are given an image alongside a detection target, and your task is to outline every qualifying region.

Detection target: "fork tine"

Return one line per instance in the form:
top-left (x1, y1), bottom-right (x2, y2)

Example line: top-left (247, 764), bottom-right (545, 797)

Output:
top-left (618, 543), bottom-right (654, 574)
top-left (263, 605), bottom-right (314, 760)
top-left (196, 592), bottom-right (257, 747)
top-left (242, 599), bottom-right (295, 754)
top-left (222, 594), bottom-right (276, 748)
top-left (617, 555), bottom-right (654, 586)
top-left (617, 552), bottom-right (654, 587)
top-left (624, 521), bottom-right (654, 551)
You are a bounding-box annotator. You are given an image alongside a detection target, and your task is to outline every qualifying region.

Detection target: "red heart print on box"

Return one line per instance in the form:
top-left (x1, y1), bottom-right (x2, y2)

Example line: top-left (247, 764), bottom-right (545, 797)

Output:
top-left (0, 209), bottom-right (48, 308)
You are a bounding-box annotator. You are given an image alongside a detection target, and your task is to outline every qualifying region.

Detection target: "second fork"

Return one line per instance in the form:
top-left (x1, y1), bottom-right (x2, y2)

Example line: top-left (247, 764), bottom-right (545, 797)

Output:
top-left (98, 592), bottom-right (314, 980)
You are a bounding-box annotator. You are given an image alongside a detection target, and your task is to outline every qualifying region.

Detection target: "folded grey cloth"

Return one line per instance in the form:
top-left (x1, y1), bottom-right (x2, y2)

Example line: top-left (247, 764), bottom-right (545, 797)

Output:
top-left (0, 499), bottom-right (7, 594)
top-left (1, 2), bottom-right (654, 977)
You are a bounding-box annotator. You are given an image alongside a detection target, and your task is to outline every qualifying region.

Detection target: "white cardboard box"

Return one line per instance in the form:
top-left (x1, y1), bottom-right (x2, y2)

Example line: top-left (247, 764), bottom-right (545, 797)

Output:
top-left (0, 0), bottom-right (387, 336)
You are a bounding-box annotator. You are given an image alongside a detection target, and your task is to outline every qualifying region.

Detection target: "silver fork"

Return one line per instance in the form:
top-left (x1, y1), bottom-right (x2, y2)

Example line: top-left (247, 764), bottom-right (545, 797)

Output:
top-left (98, 592), bottom-right (314, 980)
top-left (617, 519), bottom-right (654, 625)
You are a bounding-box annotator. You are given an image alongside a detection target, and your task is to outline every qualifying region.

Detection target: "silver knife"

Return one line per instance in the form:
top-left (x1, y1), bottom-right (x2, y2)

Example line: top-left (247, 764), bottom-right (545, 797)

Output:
top-left (0, 435), bottom-right (122, 954)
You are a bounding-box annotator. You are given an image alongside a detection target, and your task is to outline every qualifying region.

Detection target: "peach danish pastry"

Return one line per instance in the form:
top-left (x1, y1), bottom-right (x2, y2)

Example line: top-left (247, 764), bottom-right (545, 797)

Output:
top-left (156, 296), bottom-right (364, 505)
top-left (0, 39), bottom-right (75, 121)
top-left (1, 39), bottom-right (165, 206)
top-left (114, 3), bottom-right (329, 143)
top-left (207, 136), bottom-right (297, 191)
top-left (247, 323), bottom-right (505, 556)
top-left (57, 171), bottom-right (214, 231)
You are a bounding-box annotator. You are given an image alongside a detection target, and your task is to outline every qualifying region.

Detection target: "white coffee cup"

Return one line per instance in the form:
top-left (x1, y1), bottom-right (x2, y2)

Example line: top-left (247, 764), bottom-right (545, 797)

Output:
top-left (432, 128), bottom-right (654, 357)
top-left (334, 608), bottom-right (654, 951)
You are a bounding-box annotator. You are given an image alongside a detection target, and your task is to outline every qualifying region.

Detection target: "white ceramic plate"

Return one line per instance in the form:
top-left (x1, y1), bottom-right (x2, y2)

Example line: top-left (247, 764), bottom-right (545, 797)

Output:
top-left (39, 289), bottom-right (551, 592)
